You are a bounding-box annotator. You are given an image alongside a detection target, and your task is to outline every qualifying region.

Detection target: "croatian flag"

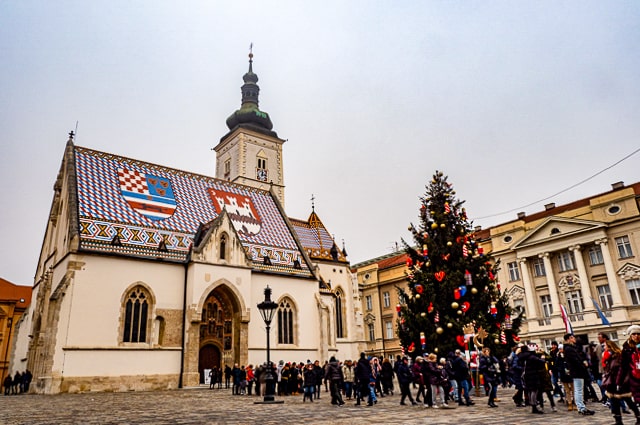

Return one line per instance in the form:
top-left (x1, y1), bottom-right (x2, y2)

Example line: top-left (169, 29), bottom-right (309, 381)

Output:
top-left (560, 304), bottom-right (573, 334)
top-left (591, 297), bottom-right (611, 326)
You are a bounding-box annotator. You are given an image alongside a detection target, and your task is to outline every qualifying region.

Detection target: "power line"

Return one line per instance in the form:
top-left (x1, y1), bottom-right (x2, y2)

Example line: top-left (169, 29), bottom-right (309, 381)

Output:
top-left (473, 146), bottom-right (640, 220)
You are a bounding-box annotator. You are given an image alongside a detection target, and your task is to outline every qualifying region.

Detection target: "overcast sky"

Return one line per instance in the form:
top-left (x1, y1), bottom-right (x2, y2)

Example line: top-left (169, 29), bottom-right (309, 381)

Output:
top-left (1, 1), bottom-right (639, 286)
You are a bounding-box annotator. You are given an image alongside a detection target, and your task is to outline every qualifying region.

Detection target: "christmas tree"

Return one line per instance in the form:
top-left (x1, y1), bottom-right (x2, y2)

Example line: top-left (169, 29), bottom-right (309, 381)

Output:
top-left (397, 171), bottom-right (521, 358)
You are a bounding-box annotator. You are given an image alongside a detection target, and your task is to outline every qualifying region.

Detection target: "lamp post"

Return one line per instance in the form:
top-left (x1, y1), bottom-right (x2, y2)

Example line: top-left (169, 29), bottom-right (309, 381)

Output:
top-left (255, 286), bottom-right (283, 404)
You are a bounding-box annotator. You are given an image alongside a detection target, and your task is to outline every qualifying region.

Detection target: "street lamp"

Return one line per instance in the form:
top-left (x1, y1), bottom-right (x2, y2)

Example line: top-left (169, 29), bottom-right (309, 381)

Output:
top-left (255, 286), bottom-right (283, 404)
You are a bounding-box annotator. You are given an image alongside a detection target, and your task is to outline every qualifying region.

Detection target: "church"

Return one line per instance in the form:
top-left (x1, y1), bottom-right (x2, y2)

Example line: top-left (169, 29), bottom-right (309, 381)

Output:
top-left (12, 53), bottom-right (364, 394)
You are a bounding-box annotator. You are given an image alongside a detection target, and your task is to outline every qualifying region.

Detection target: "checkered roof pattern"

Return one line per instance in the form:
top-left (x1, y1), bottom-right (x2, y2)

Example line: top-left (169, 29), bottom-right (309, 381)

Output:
top-left (74, 146), bottom-right (303, 265)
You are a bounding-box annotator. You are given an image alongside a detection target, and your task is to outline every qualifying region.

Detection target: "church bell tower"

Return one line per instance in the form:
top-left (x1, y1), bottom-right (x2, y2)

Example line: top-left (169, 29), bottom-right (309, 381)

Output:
top-left (213, 51), bottom-right (286, 206)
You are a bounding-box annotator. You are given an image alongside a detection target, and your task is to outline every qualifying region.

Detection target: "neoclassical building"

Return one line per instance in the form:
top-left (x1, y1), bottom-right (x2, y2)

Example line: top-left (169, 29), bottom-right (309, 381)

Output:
top-left (11, 54), bottom-right (364, 394)
top-left (354, 181), bottom-right (640, 354)
top-left (478, 181), bottom-right (640, 347)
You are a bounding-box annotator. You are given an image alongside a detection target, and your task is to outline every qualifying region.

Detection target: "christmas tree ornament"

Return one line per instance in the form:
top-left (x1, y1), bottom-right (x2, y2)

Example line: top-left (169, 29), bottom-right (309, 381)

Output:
top-left (456, 335), bottom-right (466, 347)
top-left (440, 223), bottom-right (446, 228)
top-left (458, 286), bottom-right (467, 297)
top-left (415, 293), bottom-right (420, 299)
top-left (434, 311), bottom-right (440, 323)
top-left (427, 302), bottom-right (434, 313)
top-left (415, 284), bottom-right (424, 294)
top-left (444, 202), bottom-right (451, 214)
top-left (420, 332), bottom-right (426, 349)
top-left (490, 302), bottom-right (497, 317)
top-left (461, 301), bottom-right (470, 312)
top-left (447, 241), bottom-right (452, 246)
top-left (408, 342), bottom-right (415, 352)
top-left (446, 323), bottom-right (453, 329)
top-left (494, 338), bottom-right (500, 344)
top-left (434, 347), bottom-right (438, 353)
top-left (500, 331), bottom-right (507, 344)
top-left (454, 288), bottom-right (461, 300)
top-left (464, 270), bottom-right (473, 286)
top-left (406, 257), bottom-right (413, 267)
top-left (396, 304), bottom-right (401, 313)
top-left (504, 315), bottom-right (512, 329)
top-left (471, 287), bottom-right (478, 294)
top-left (431, 222), bottom-right (438, 229)
top-left (451, 302), bottom-right (459, 309)
top-left (462, 245), bottom-right (468, 257)
top-left (457, 310), bottom-right (463, 315)
top-left (420, 312), bottom-right (426, 317)
top-left (478, 247), bottom-right (484, 255)
top-left (434, 271), bottom-right (446, 282)
top-left (436, 327), bottom-right (444, 334)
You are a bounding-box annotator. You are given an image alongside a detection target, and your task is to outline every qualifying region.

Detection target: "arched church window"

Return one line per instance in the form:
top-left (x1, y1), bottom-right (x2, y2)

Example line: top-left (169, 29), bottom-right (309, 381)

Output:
top-left (335, 289), bottom-right (345, 339)
top-left (277, 298), bottom-right (295, 345)
top-left (123, 286), bottom-right (151, 343)
top-left (220, 234), bottom-right (227, 260)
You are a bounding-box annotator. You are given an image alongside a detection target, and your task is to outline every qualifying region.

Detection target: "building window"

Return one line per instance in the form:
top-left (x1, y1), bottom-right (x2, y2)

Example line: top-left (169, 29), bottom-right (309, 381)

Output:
top-left (588, 245), bottom-right (604, 265)
top-left (365, 295), bottom-right (373, 311)
top-left (277, 298), bottom-right (295, 344)
top-left (616, 236), bottom-right (634, 259)
top-left (382, 291), bottom-right (390, 308)
top-left (219, 234), bottom-right (227, 260)
top-left (223, 159), bottom-right (231, 180)
top-left (627, 279), bottom-right (640, 306)
top-left (123, 286), bottom-right (151, 343)
top-left (368, 323), bottom-right (375, 342)
top-left (596, 284), bottom-right (613, 310)
top-left (557, 251), bottom-right (576, 272)
top-left (540, 295), bottom-right (553, 318)
top-left (507, 262), bottom-right (520, 282)
top-left (385, 321), bottom-right (394, 339)
top-left (566, 290), bottom-right (584, 314)
top-left (335, 289), bottom-right (345, 339)
top-left (532, 258), bottom-right (546, 277)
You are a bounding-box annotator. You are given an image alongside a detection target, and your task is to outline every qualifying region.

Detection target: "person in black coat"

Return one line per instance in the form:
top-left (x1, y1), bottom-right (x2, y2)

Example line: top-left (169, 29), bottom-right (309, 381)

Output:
top-left (451, 350), bottom-right (473, 406)
top-left (479, 347), bottom-right (500, 408)
top-left (518, 345), bottom-right (545, 414)
top-left (325, 356), bottom-right (345, 406)
top-left (354, 352), bottom-right (372, 406)
top-left (563, 333), bottom-right (595, 415)
top-left (397, 357), bottom-right (417, 406)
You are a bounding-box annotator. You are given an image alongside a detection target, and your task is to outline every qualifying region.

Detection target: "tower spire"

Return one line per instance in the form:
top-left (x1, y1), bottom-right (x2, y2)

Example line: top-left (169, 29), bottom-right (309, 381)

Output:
top-left (225, 47), bottom-right (275, 135)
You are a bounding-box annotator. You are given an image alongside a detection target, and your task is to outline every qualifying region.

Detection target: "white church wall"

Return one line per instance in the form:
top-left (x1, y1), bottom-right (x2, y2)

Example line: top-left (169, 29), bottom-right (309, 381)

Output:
top-left (62, 255), bottom-right (184, 348)
top-left (61, 349), bottom-right (181, 376)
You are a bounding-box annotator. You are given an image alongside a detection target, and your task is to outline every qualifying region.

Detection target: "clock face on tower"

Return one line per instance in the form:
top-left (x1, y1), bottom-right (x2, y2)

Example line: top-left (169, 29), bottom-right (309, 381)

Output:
top-left (257, 168), bottom-right (267, 181)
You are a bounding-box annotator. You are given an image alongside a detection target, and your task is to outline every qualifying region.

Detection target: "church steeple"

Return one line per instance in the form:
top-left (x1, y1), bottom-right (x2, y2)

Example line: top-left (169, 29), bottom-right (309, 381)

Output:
top-left (225, 50), bottom-right (275, 136)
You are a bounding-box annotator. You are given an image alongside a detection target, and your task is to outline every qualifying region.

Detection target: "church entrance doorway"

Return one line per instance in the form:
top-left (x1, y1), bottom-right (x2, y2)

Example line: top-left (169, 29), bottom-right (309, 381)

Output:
top-left (198, 285), bottom-right (242, 383)
top-left (198, 344), bottom-right (221, 384)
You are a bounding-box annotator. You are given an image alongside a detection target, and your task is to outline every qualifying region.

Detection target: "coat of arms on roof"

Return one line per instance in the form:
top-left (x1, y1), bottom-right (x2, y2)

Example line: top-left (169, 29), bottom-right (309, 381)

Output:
top-left (118, 168), bottom-right (177, 220)
top-left (208, 188), bottom-right (262, 237)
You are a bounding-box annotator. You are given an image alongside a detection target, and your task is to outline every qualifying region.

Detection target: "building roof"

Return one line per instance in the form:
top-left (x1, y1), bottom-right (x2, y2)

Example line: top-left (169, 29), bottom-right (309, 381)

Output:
top-left (289, 211), bottom-right (347, 263)
top-left (0, 277), bottom-right (32, 308)
top-left (73, 145), bottom-right (312, 276)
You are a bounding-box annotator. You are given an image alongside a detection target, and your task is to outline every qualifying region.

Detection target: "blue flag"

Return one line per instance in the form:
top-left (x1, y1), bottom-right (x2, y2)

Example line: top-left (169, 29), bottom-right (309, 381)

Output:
top-left (591, 297), bottom-right (611, 326)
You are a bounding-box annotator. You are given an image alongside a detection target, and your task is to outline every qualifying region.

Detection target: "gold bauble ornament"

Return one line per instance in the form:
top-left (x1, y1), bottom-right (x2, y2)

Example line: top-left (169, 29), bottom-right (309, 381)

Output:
top-left (415, 294), bottom-right (420, 299)
top-left (447, 241), bottom-right (452, 246)
top-left (421, 312), bottom-right (426, 317)
top-left (471, 287), bottom-right (478, 294)
top-left (434, 347), bottom-right (439, 353)
top-left (457, 310), bottom-right (463, 315)
top-left (446, 323), bottom-right (453, 329)
top-left (440, 223), bottom-right (446, 228)
top-left (451, 302), bottom-right (459, 309)
top-left (431, 223), bottom-right (438, 229)
top-left (494, 338), bottom-right (500, 344)
top-left (436, 327), bottom-right (444, 334)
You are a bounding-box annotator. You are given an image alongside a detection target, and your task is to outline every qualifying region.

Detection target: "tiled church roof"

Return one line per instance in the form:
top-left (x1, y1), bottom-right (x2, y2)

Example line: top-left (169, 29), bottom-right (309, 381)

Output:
top-left (289, 211), bottom-right (347, 263)
top-left (74, 145), bottom-right (312, 276)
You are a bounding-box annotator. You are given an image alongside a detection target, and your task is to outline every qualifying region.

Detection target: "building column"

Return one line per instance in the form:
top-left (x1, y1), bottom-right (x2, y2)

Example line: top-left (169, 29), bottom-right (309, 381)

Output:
top-left (569, 245), bottom-right (594, 312)
top-left (539, 253), bottom-right (561, 313)
top-left (518, 258), bottom-right (538, 321)
top-left (596, 239), bottom-right (624, 307)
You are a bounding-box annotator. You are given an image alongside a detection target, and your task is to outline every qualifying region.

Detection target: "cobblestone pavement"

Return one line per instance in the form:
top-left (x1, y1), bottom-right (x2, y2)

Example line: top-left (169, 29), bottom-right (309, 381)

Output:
top-left (0, 385), bottom-right (626, 425)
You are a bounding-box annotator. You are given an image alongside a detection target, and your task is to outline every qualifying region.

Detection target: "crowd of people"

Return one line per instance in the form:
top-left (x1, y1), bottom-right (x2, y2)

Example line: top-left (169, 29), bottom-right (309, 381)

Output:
top-left (2, 370), bottom-right (32, 395)
top-left (203, 324), bottom-right (640, 424)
